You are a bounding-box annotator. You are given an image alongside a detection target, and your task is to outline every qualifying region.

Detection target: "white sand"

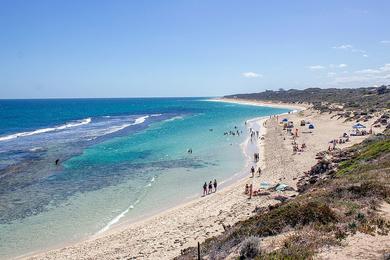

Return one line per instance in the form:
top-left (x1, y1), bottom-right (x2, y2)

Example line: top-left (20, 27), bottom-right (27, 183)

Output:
top-left (23, 99), bottom-right (381, 260)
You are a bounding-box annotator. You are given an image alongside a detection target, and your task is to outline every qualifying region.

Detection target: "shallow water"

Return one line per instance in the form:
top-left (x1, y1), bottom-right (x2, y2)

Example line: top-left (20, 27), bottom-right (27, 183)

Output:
top-left (0, 98), bottom-right (288, 258)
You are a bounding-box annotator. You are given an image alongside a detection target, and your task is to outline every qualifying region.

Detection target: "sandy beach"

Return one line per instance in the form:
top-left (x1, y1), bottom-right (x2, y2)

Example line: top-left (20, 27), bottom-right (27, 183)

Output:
top-left (24, 99), bottom-right (378, 260)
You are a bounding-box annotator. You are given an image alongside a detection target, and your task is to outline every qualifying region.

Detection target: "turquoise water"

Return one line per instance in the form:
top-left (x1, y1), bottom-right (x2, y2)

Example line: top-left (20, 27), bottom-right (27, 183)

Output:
top-left (0, 98), bottom-right (288, 258)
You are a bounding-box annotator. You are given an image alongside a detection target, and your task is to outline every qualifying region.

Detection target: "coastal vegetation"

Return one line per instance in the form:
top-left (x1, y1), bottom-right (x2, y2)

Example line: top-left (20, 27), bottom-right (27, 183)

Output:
top-left (225, 86), bottom-right (390, 123)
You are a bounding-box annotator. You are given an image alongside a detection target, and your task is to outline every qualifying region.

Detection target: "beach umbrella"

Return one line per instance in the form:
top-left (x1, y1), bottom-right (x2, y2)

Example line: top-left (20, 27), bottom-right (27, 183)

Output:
top-left (353, 123), bottom-right (366, 129)
top-left (282, 118), bottom-right (288, 122)
top-left (308, 124), bottom-right (315, 129)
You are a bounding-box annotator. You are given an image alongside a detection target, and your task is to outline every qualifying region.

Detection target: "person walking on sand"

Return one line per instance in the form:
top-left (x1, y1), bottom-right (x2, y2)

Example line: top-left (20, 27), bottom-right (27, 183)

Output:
top-left (203, 182), bottom-right (207, 196)
top-left (208, 181), bottom-right (213, 194)
top-left (257, 167), bottom-right (262, 176)
top-left (213, 179), bottom-right (217, 192)
top-left (250, 166), bottom-right (255, 177)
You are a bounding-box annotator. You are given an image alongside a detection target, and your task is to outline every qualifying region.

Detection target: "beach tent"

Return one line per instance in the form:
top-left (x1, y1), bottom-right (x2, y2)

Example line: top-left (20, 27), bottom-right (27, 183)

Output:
top-left (353, 123), bottom-right (366, 129)
top-left (308, 124), bottom-right (315, 129)
top-left (282, 118), bottom-right (288, 122)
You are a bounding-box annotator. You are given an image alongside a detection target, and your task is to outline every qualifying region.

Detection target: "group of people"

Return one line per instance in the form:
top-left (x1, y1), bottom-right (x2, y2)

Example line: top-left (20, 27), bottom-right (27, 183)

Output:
top-left (292, 142), bottom-right (306, 153)
top-left (203, 179), bottom-right (217, 196)
top-left (249, 128), bottom-right (260, 142)
top-left (224, 126), bottom-right (242, 136)
top-left (253, 152), bottom-right (260, 162)
top-left (250, 165), bottom-right (262, 177)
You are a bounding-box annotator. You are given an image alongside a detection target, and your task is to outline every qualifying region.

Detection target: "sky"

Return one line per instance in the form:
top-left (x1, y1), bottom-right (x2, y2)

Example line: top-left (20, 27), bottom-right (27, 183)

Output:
top-left (1, 0), bottom-right (390, 98)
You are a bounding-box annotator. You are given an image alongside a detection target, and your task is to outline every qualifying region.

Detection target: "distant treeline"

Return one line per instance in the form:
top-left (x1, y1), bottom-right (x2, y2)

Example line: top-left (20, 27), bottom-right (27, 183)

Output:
top-left (225, 85), bottom-right (390, 112)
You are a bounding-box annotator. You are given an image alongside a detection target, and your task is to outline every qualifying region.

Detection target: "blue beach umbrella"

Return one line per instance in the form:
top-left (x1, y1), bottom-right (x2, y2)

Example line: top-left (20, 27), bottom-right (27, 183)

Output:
top-left (282, 118), bottom-right (288, 122)
top-left (308, 124), bottom-right (315, 129)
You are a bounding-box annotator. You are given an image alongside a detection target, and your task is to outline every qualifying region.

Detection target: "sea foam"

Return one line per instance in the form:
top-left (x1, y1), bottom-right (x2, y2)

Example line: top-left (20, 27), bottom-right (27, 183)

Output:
top-left (0, 118), bottom-right (92, 142)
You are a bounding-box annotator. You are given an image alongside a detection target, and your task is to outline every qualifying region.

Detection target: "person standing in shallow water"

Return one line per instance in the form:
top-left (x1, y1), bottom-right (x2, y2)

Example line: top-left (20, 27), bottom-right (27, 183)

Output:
top-left (213, 179), bottom-right (217, 192)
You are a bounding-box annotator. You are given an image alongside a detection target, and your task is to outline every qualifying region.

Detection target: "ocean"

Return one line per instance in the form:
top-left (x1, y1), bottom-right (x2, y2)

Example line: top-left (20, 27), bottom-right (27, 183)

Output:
top-left (0, 98), bottom-right (288, 258)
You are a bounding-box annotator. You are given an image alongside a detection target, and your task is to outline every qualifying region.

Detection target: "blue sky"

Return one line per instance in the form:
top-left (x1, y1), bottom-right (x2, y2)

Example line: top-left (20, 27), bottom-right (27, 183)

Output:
top-left (1, 0), bottom-right (390, 98)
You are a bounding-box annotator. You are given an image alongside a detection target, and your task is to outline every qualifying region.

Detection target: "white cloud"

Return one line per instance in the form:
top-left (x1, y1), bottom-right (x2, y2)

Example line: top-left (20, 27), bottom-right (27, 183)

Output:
top-left (380, 40), bottom-right (390, 44)
top-left (331, 63), bottom-right (390, 85)
top-left (308, 65), bottom-right (325, 70)
top-left (241, 72), bottom-right (262, 78)
top-left (330, 64), bottom-right (348, 69)
top-left (327, 72), bottom-right (337, 77)
top-left (332, 44), bottom-right (367, 57)
top-left (333, 44), bottom-right (353, 50)
top-left (355, 64), bottom-right (390, 74)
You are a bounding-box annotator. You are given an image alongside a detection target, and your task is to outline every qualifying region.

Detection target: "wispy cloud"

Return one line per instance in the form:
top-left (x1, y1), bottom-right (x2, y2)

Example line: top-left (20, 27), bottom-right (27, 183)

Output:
top-left (308, 65), bottom-right (325, 70)
top-left (333, 44), bottom-right (353, 50)
top-left (329, 64), bottom-right (348, 69)
top-left (241, 72), bottom-right (262, 78)
top-left (332, 44), bottom-right (367, 57)
top-left (380, 40), bottom-right (390, 44)
top-left (331, 64), bottom-right (390, 85)
top-left (354, 64), bottom-right (390, 74)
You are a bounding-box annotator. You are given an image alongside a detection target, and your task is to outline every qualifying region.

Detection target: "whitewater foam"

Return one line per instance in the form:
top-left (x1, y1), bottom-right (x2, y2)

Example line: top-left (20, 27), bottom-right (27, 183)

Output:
top-left (97, 199), bottom-right (140, 234)
top-left (0, 118), bottom-right (92, 142)
top-left (165, 116), bottom-right (184, 122)
top-left (89, 115), bottom-right (150, 139)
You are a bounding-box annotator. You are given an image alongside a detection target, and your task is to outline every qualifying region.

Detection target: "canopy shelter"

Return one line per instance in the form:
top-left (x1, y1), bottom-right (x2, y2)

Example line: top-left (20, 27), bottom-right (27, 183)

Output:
top-left (353, 123), bottom-right (366, 129)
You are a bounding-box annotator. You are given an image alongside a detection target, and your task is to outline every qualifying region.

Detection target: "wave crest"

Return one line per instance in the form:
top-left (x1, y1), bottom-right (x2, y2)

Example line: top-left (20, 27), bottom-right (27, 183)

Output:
top-left (0, 118), bottom-right (92, 142)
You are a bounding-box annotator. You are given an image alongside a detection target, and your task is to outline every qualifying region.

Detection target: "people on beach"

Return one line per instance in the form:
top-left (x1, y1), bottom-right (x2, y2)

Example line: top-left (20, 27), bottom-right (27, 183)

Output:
top-left (257, 167), bottom-right (262, 176)
top-left (250, 166), bottom-right (255, 177)
top-left (202, 179), bottom-right (218, 196)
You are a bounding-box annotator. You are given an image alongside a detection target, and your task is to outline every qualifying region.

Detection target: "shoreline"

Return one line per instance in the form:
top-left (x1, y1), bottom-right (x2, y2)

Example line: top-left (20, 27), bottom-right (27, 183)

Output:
top-left (211, 97), bottom-right (310, 111)
top-left (22, 100), bottom-right (301, 260)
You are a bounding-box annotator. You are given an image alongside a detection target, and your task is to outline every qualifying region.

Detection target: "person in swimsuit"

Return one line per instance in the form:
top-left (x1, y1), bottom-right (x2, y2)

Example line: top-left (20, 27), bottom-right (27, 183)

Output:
top-left (251, 166), bottom-right (255, 177)
top-left (208, 181), bottom-right (213, 194)
top-left (203, 182), bottom-right (207, 196)
top-left (213, 179), bottom-right (217, 192)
